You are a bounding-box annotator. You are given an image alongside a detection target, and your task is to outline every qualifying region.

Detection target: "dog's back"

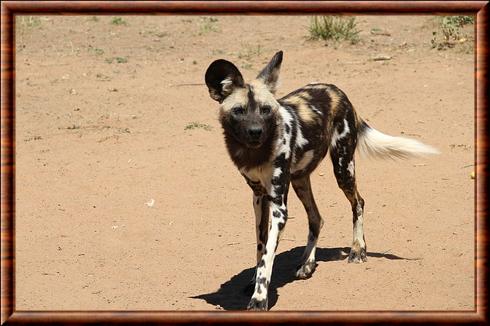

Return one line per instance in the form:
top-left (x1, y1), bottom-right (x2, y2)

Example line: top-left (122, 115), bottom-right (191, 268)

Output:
top-left (279, 83), bottom-right (362, 179)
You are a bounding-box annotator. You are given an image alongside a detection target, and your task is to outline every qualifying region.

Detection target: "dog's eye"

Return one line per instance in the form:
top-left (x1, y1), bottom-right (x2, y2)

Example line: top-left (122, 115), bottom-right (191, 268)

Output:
top-left (232, 106), bottom-right (245, 115)
top-left (260, 105), bottom-right (272, 115)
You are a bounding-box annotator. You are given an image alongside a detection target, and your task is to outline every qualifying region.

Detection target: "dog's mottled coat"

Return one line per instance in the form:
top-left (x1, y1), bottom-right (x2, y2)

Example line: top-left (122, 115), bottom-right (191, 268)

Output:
top-left (205, 51), bottom-right (438, 311)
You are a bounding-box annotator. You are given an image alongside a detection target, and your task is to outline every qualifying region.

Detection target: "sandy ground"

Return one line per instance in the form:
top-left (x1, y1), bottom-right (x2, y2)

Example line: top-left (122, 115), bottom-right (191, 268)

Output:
top-left (15, 15), bottom-right (474, 311)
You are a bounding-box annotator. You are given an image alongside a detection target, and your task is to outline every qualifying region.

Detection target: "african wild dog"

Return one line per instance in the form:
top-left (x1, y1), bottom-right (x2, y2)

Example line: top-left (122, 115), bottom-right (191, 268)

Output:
top-left (205, 51), bottom-right (438, 311)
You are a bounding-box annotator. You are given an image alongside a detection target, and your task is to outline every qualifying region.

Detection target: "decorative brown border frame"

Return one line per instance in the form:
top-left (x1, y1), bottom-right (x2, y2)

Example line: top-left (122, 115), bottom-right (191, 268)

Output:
top-left (1, 1), bottom-right (488, 325)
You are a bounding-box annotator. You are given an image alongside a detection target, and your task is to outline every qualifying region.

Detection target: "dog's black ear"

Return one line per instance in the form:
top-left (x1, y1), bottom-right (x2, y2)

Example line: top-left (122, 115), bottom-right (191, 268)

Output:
top-left (257, 51), bottom-right (283, 94)
top-left (205, 59), bottom-right (244, 103)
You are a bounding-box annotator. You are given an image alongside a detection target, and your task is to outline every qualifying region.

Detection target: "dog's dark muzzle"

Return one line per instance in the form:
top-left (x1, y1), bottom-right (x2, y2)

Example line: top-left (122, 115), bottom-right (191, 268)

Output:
top-left (246, 126), bottom-right (264, 147)
top-left (248, 126), bottom-right (262, 139)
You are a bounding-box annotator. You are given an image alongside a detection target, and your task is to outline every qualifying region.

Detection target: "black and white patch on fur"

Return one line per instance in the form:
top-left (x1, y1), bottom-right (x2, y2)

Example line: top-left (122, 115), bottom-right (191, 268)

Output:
top-left (205, 51), bottom-right (438, 311)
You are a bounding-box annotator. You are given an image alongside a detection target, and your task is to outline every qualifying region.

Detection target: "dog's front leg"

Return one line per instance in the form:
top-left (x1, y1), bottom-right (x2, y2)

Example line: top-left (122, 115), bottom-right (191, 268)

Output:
top-left (243, 192), bottom-right (270, 294)
top-left (248, 159), bottom-right (290, 311)
top-left (243, 177), bottom-right (270, 292)
top-left (253, 193), bottom-right (269, 266)
top-left (243, 177), bottom-right (270, 266)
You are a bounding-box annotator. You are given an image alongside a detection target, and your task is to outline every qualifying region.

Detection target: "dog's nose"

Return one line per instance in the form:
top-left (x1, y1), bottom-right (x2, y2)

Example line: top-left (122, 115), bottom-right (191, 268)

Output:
top-left (248, 126), bottom-right (263, 139)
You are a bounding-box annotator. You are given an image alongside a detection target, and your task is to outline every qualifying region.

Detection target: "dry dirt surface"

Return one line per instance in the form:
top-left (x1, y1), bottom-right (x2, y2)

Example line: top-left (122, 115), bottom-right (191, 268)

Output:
top-left (15, 15), bottom-right (474, 311)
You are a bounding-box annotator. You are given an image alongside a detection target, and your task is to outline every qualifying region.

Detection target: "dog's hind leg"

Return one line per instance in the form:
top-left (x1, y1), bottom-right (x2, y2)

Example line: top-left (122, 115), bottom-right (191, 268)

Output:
top-left (330, 125), bottom-right (367, 263)
top-left (291, 176), bottom-right (324, 278)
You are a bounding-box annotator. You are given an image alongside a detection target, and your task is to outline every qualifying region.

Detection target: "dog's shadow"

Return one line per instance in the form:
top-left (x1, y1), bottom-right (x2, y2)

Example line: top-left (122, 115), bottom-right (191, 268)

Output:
top-left (191, 246), bottom-right (413, 310)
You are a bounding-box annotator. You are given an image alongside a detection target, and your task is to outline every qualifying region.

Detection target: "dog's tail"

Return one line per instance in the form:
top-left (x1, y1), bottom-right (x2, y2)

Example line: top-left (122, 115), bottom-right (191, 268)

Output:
top-left (356, 120), bottom-right (439, 159)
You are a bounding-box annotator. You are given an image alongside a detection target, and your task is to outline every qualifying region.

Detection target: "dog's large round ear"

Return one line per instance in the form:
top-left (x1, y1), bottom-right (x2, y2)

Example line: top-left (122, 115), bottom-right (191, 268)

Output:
top-left (205, 59), bottom-right (244, 103)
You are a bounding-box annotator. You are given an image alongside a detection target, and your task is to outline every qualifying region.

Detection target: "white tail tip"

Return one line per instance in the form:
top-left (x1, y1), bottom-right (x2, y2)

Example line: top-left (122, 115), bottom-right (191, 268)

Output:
top-left (357, 127), bottom-right (440, 160)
